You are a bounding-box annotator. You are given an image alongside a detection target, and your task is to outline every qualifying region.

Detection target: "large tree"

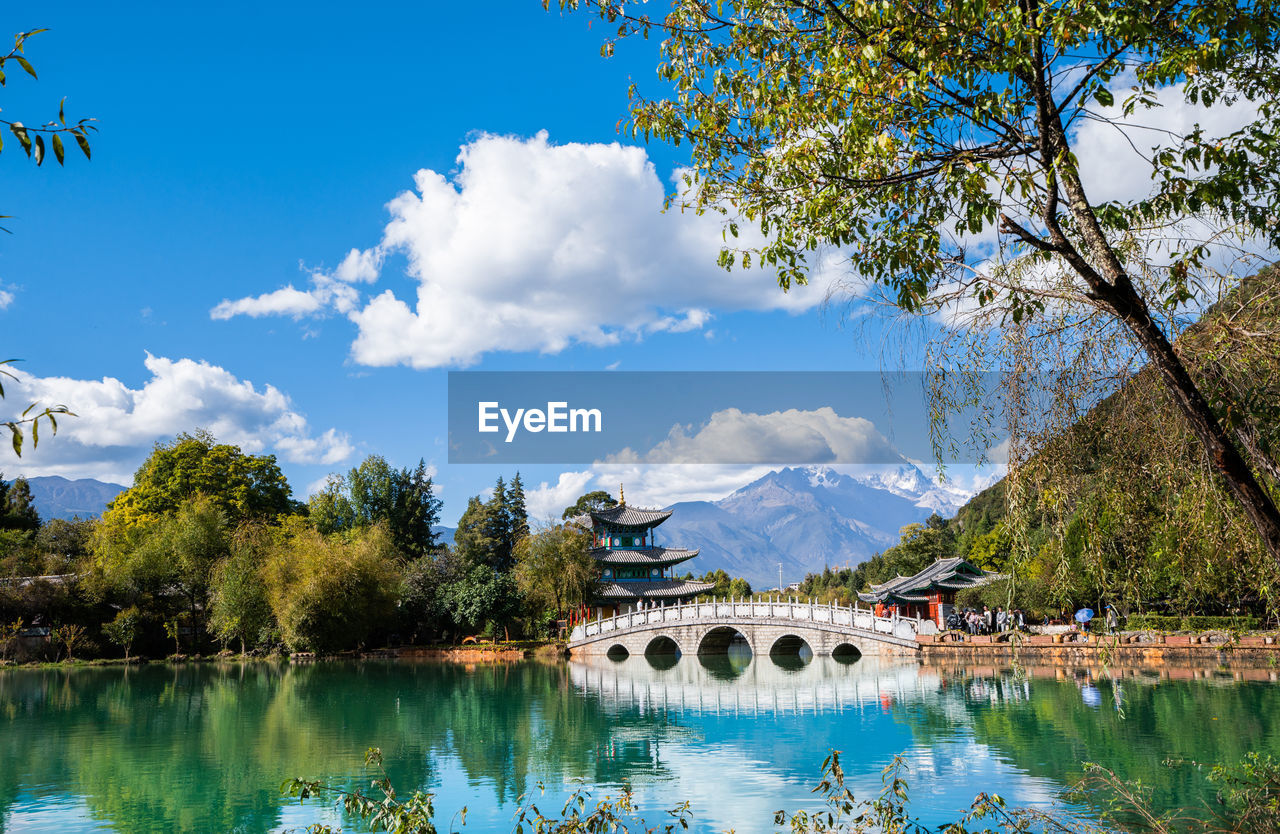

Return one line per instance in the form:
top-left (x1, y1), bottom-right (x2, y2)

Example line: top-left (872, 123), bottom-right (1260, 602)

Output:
top-left (262, 521), bottom-right (402, 652)
top-left (308, 455), bottom-right (443, 557)
top-left (0, 476), bottom-right (40, 532)
top-left (514, 523), bottom-right (598, 618)
top-left (102, 431), bottom-right (298, 531)
top-left (561, 490), bottom-right (617, 521)
top-left (559, 0), bottom-right (1280, 561)
top-left (453, 475), bottom-right (529, 572)
top-left (92, 496), bottom-right (231, 652)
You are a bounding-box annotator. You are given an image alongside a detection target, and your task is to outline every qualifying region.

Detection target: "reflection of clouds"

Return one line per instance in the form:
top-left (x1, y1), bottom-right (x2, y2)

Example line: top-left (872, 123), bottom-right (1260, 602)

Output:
top-left (565, 657), bottom-right (1089, 832)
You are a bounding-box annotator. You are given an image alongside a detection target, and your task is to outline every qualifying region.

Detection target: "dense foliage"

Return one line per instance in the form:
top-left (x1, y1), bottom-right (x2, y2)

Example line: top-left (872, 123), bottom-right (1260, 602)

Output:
top-left (308, 456), bottom-right (442, 558)
top-left (800, 276), bottom-right (1280, 623)
top-left (0, 441), bottom-right (600, 659)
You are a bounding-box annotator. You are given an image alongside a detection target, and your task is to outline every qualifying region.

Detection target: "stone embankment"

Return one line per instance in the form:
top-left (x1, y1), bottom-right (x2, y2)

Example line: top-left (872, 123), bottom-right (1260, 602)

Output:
top-left (917, 629), bottom-right (1280, 665)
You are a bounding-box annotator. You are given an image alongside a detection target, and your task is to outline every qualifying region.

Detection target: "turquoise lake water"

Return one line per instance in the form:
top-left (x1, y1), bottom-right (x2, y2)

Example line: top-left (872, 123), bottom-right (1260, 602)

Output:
top-left (3, 654), bottom-right (1279, 832)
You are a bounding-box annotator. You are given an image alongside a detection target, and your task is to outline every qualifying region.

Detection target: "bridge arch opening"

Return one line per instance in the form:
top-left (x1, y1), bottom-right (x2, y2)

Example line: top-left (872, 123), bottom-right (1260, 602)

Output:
top-left (697, 626), bottom-right (752, 657)
top-left (645, 635), bottom-right (680, 655)
top-left (606, 644), bottom-right (630, 662)
top-left (644, 635), bottom-right (680, 670)
top-left (832, 642), bottom-right (862, 664)
top-left (768, 634), bottom-right (813, 671)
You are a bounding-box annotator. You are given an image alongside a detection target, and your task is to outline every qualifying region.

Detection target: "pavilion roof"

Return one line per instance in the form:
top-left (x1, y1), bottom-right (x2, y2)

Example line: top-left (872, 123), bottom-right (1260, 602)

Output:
top-left (861, 557), bottom-right (1002, 604)
top-left (591, 546), bottom-right (700, 566)
top-left (594, 579), bottom-right (715, 600)
top-left (590, 504), bottom-right (673, 528)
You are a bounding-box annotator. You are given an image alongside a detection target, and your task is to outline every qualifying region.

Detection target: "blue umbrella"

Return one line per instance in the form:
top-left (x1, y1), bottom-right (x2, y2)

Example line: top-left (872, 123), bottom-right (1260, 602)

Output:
top-left (1075, 608), bottom-right (1095, 623)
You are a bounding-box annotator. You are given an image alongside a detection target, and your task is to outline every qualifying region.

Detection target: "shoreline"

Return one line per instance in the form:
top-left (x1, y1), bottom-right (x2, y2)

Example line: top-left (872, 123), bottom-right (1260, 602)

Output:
top-left (0, 641), bottom-right (567, 670)
top-left (917, 630), bottom-right (1280, 668)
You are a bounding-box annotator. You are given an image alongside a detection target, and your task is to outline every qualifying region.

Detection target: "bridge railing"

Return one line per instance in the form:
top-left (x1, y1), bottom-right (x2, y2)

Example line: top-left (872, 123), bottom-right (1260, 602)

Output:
top-left (569, 597), bottom-right (923, 643)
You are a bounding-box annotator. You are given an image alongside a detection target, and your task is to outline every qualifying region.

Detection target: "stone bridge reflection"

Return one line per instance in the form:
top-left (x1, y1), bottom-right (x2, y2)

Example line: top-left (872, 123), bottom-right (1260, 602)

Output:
top-left (569, 654), bottom-right (936, 716)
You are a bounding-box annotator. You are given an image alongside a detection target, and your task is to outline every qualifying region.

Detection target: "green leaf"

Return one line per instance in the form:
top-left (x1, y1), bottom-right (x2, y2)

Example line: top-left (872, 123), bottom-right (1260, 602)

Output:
top-left (11, 124), bottom-right (31, 157)
top-left (52, 133), bottom-right (64, 165)
top-left (1094, 88), bottom-right (1114, 107)
top-left (33, 134), bottom-right (44, 166)
top-left (74, 131), bottom-right (91, 160)
top-left (14, 55), bottom-right (36, 80)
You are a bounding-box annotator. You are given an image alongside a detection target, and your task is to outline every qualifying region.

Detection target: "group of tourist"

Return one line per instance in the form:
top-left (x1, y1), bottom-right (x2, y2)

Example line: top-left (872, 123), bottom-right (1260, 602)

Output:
top-left (946, 605), bottom-right (1026, 635)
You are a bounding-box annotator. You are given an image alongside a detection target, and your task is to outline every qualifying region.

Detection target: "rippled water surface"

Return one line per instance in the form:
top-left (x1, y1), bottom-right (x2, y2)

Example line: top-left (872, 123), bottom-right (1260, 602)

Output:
top-left (4, 653), bottom-right (1280, 832)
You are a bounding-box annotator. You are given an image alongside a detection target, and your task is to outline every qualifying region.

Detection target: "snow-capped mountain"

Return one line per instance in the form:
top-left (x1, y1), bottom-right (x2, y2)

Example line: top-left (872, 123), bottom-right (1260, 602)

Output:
top-left (657, 464), bottom-right (972, 590)
top-left (850, 463), bottom-right (971, 516)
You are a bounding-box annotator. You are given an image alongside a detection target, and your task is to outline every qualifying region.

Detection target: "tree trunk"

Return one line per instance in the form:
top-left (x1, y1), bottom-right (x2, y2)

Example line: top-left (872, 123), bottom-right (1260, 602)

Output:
top-left (1107, 285), bottom-right (1280, 562)
top-left (1027, 41), bottom-right (1280, 567)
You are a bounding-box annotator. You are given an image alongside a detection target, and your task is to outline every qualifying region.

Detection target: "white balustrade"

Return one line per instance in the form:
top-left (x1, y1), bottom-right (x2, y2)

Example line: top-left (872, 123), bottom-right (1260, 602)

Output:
top-left (571, 597), bottom-right (918, 644)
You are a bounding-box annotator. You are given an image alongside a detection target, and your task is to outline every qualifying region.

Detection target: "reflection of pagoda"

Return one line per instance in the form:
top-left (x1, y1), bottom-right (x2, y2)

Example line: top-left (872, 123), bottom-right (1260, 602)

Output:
top-left (584, 490), bottom-right (713, 618)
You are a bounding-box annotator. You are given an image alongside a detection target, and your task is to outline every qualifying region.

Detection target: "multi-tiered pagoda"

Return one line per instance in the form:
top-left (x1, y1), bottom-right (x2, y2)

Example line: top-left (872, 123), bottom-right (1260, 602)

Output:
top-left (581, 495), bottom-right (713, 618)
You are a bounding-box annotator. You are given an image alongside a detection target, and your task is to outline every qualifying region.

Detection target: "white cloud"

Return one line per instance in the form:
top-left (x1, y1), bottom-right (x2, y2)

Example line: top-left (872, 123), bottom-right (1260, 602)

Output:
top-left (214, 131), bottom-right (842, 368)
top-left (211, 274), bottom-right (360, 320)
top-left (0, 353), bottom-right (354, 484)
top-left (0, 286), bottom-right (13, 310)
top-left (609, 406), bottom-right (906, 465)
top-left (1073, 81), bottom-right (1259, 206)
top-left (931, 80), bottom-right (1269, 330)
top-left (524, 469), bottom-right (595, 522)
top-left (211, 285), bottom-right (322, 319)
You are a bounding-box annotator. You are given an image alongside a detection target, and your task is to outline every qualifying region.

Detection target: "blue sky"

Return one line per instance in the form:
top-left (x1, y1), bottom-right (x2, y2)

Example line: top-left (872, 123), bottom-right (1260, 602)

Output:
top-left (0, 1), bottom-right (928, 523)
top-left (2, 2), bottom-right (1235, 523)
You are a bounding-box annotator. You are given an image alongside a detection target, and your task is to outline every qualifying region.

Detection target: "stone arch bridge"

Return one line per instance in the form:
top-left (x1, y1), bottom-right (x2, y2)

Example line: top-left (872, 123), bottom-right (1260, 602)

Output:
top-left (569, 598), bottom-right (933, 659)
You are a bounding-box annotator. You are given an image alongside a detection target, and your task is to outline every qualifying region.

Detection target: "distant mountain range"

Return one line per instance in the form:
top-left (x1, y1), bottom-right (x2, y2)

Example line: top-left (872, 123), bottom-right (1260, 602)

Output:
top-left (659, 465), bottom-right (971, 590)
top-left (21, 476), bottom-right (127, 520)
top-left (11, 464), bottom-right (968, 588)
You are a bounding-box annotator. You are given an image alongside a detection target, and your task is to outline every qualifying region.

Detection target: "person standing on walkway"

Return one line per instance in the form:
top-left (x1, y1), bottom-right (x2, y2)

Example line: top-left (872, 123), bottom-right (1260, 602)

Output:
top-left (1105, 604), bottom-right (1119, 634)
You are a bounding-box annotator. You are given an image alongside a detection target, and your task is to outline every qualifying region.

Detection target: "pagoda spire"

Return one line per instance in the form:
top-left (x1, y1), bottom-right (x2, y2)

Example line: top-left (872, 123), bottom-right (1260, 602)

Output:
top-left (619, 483), bottom-right (625, 505)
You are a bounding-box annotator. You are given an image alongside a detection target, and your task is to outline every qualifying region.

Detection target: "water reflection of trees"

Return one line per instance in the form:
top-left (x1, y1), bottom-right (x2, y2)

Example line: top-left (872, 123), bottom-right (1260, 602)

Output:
top-left (903, 662), bottom-right (1280, 818)
top-left (4, 659), bottom-right (1280, 832)
top-left (0, 660), bottom-right (687, 833)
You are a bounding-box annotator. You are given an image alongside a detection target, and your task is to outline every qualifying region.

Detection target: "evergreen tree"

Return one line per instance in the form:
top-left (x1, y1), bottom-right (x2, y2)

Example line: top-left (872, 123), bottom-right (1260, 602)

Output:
top-left (399, 460), bottom-right (444, 556)
top-left (479, 476), bottom-right (518, 572)
top-left (508, 473), bottom-right (529, 544)
top-left (0, 476), bottom-right (40, 532)
top-left (307, 456), bottom-right (442, 558)
top-left (453, 496), bottom-right (501, 569)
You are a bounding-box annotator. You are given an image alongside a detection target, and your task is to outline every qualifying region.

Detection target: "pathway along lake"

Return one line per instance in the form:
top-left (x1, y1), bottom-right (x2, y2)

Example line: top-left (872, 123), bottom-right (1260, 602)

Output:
top-left (4, 652), bottom-right (1280, 832)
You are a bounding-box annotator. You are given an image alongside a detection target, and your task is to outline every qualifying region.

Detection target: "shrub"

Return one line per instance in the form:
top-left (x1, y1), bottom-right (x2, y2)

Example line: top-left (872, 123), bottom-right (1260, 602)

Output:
top-left (1126, 614), bottom-right (1260, 632)
top-left (263, 522), bottom-right (402, 652)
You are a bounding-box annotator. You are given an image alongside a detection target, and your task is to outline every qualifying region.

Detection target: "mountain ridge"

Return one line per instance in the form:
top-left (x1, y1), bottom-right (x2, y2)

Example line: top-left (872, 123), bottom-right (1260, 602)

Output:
top-left (659, 464), bottom-right (970, 589)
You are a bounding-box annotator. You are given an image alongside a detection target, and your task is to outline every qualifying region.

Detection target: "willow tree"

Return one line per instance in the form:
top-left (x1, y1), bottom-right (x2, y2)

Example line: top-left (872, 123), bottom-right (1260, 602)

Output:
top-left (556, 0), bottom-right (1280, 560)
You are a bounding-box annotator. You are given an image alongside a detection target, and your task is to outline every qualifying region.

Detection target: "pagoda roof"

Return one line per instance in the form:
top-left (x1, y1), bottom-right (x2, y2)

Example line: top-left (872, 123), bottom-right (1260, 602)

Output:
top-left (859, 557), bottom-right (1002, 604)
top-left (591, 546), bottom-right (700, 566)
top-left (594, 579), bottom-right (715, 600)
top-left (589, 504), bottom-right (672, 528)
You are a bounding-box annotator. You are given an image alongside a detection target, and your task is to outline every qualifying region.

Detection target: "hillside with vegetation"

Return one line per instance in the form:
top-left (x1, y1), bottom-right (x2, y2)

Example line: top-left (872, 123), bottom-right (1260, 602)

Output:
top-left (800, 268), bottom-right (1280, 624)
